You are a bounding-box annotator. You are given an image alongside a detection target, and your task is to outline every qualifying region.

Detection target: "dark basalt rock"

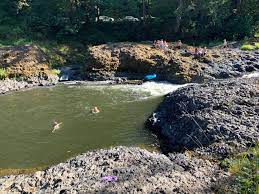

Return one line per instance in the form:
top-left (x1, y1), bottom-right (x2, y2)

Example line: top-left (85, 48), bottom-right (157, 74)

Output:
top-left (147, 78), bottom-right (259, 158)
top-left (0, 147), bottom-right (228, 194)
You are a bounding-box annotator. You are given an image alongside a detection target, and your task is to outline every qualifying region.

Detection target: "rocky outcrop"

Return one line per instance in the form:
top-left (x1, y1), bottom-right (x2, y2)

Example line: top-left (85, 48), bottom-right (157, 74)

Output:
top-left (147, 78), bottom-right (259, 158)
top-left (0, 44), bottom-right (56, 79)
top-left (85, 42), bottom-right (259, 83)
top-left (0, 147), bottom-right (228, 194)
top-left (85, 42), bottom-right (203, 83)
top-left (0, 45), bottom-right (59, 94)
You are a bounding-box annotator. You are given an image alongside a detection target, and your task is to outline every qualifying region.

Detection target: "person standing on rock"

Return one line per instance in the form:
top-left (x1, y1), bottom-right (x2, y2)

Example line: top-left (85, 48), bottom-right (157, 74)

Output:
top-left (223, 39), bottom-right (228, 48)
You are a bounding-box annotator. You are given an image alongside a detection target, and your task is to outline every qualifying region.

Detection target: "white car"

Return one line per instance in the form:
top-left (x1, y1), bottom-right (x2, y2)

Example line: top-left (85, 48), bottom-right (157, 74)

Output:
top-left (122, 16), bottom-right (140, 22)
top-left (98, 16), bottom-right (115, 22)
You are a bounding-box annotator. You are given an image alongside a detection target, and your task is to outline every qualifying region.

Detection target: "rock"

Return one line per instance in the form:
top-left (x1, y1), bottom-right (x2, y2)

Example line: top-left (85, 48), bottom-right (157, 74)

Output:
top-left (85, 42), bottom-right (204, 83)
top-left (0, 45), bottom-right (59, 94)
top-left (85, 43), bottom-right (259, 83)
top-left (59, 65), bottom-right (82, 81)
top-left (0, 147), bottom-right (227, 194)
top-left (0, 44), bottom-right (55, 80)
top-left (147, 78), bottom-right (259, 158)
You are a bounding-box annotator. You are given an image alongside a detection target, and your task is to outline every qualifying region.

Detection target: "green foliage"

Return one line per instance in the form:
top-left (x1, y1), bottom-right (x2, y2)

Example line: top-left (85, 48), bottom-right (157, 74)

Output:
top-left (254, 43), bottom-right (259, 49)
top-left (51, 69), bottom-right (61, 76)
top-left (0, 0), bottom-right (258, 43)
top-left (0, 68), bottom-right (8, 80)
top-left (222, 145), bottom-right (259, 193)
top-left (241, 44), bottom-right (255, 50)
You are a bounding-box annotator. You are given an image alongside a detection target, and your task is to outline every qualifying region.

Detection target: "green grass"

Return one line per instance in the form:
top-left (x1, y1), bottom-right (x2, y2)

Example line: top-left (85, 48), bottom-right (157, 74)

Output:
top-left (254, 43), bottom-right (259, 49)
top-left (0, 68), bottom-right (7, 80)
top-left (51, 69), bottom-right (61, 75)
top-left (241, 44), bottom-right (256, 50)
top-left (221, 145), bottom-right (259, 193)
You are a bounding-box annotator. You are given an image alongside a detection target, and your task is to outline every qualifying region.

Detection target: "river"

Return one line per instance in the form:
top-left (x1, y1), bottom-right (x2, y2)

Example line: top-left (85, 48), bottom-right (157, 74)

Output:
top-left (0, 82), bottom-right (187, 168)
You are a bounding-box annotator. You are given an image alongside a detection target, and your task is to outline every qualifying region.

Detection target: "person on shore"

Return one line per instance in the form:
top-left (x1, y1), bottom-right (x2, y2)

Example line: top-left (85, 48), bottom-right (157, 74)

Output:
top-left (223, 39), bottom-right (228, 48)
top-left (204, 47), bottom-right (208, 56)
top-left (91, 106), bottom-right (100, 114)
top-left (52, 121), bottom-right (62, 133)
top-left (175, 40), bottom-right (182, 49)
top-left (163, 40), bottom-right (169, 51)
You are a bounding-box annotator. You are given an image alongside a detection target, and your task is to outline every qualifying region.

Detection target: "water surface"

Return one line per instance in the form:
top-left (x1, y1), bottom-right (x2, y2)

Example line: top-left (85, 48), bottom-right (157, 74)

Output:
top-left (0, 82), bottom-right (185, 168)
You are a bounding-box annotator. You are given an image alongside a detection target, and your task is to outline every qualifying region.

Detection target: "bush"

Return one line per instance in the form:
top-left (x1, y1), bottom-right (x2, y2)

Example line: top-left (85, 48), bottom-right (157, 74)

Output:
top-left (241, 44), bottom-right (255, 50)
top-left (51, 69), bottom-right (61, 76)
top-left (221, 145), bottom-right (259, 193)
top-left (0, 68), bottom-right (7, 80)
top-left (254, 43), bottom-right (259, 49)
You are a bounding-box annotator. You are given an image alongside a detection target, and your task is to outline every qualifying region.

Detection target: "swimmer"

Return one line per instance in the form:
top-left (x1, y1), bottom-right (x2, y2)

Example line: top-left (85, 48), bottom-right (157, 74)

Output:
top-left (52, 121), bottom-right (62, 133)
top-left (91, 106), bottom-right (100, 114)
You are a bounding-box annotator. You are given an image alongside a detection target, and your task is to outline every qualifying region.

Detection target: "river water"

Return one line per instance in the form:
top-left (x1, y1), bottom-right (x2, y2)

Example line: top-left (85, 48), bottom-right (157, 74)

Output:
top-left (0, 82), bottom-right (187, 168)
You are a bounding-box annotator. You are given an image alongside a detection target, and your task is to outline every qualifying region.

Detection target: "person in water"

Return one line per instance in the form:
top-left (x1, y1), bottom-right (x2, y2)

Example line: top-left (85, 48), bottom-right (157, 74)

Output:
top-left (91, 106), bottom-right (100, 114)
top-left (52, 121), bottom-right (62, 133)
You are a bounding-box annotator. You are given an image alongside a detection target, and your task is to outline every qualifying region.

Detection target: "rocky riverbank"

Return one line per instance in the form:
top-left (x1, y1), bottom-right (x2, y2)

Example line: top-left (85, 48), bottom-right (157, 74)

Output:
top-left (0, 42), bottom-right (258, 193)
top-left (0, 76), bottom-right (58, 95)
top-left (147, 78), bottom-right (259, 158)
top-left (85, 42), bottom-right (259, 83)
top-left (0, 44), bottom-right (60, 94)
top-left (0, 146), bottom-right (229, 194)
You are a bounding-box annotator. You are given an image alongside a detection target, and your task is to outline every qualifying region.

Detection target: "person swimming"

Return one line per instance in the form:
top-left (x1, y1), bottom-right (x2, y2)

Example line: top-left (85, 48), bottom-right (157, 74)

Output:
top-left (52, 121), bottom-right (62, 133)
top-left (91, 106), bottom-right (100, 114)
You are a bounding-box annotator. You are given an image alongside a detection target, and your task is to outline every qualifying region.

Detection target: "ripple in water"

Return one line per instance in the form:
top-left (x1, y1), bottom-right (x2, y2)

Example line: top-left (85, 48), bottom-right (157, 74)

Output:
top-left (0, 82), bottom-right (187, 168)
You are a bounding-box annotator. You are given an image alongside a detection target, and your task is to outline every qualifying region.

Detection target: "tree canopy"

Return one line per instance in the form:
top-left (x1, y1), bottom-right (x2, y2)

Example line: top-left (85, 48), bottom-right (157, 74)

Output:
top-left (0, 0), bottom-right (258, 43)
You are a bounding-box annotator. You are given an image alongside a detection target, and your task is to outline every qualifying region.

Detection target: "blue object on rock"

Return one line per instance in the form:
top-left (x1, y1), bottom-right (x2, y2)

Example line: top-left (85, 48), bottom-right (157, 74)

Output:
top-left (145, 74), bottom-right (157, 80)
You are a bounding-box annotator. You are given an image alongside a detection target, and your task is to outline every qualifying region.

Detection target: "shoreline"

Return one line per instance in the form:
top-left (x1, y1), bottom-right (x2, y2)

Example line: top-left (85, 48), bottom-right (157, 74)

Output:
top-left (0, 146), bottom-right (228, 193)
top-left (0, 42), bottom-right (258, 193)
top-left (0, 77), bottom-right (258, 193)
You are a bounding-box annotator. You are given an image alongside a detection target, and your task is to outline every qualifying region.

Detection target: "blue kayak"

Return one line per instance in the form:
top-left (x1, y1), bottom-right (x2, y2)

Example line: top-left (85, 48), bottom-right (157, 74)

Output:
top-left (145, 74), bottom-right (157, 80)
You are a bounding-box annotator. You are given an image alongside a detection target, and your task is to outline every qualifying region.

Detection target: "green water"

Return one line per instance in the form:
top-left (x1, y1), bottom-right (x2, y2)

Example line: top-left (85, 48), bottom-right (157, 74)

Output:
top-left (0, 84), bottom-right (163, 168)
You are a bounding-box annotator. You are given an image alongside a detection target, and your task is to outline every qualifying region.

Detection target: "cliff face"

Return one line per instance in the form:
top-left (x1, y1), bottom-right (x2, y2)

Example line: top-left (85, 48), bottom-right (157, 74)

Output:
top-left (85, 42), bottom-right (259, 83)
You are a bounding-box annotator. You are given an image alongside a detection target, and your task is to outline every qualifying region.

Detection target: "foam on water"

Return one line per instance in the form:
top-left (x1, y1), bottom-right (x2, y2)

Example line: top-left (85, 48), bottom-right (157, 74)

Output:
top-left (242, 72), bottom-right (259, 78)
top-left (112, 81), bottom-right (190, 97)
top-left (76, 81), bottom-right (190, 99)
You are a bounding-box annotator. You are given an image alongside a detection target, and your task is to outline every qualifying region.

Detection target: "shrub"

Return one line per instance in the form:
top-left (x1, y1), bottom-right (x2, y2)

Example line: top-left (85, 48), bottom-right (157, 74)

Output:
top-left (241, 44), bottom-right (255, 50)
top-left (51, 69), bottom-right (61, 75)
top-left (221, 145), bottom-right (259, 193)
top-left (254, 42), bottom-right (259, 49)
top-left (0, 68), bottom-right (7, 80)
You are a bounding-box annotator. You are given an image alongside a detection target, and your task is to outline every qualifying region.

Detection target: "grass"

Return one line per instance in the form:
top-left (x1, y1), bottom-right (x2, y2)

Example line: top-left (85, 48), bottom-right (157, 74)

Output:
top-left (241, 42), bottom-right (259, 51)
top-left (51, 69), bottom-right (61, 75)
top-left (221, 145), bottom-right (259, 193)
top-left (0, 68), bottom-right (7, 80)
top-left (241, 44), bottom-right (256, 50)
top-left (0, 166), bottom-right (47, 177)
top-left (0, 37), bottom-right (88, 70)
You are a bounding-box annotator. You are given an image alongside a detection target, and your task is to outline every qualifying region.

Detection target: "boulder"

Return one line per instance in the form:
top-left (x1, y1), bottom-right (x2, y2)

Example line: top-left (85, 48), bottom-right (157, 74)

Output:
top-left (147, 78), bottom-right (259, 158)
